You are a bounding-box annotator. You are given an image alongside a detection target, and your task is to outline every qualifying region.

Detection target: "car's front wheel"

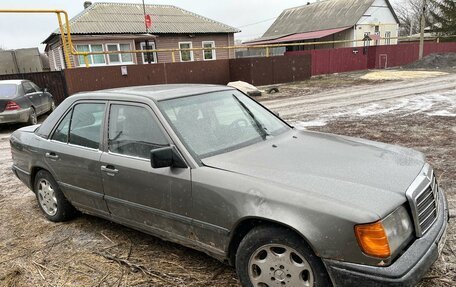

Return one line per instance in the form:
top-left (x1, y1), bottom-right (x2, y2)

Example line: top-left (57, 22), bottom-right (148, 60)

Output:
top-left (236, 225), bottom-right (331, 287)
top-left (34, 170), bottom-right (77, 222)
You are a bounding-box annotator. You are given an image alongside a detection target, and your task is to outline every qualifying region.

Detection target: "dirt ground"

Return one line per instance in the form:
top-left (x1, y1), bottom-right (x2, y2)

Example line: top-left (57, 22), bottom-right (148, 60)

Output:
top-left (1, 69), bottom-right (455, 287)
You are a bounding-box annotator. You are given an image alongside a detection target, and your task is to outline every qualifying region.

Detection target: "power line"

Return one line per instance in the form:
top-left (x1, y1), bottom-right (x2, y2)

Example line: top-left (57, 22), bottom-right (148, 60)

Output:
top-left (237, 16), bottom-right (277, 28)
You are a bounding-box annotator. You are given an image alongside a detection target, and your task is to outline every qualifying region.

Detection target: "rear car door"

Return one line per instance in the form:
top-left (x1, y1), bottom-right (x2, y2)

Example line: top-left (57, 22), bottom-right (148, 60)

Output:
top-left (44, 101), bottom-right (109, 215)
top-left (22, 81), bottom-right (42, 113)
top-left (100, 102), bottom-right (192, 238)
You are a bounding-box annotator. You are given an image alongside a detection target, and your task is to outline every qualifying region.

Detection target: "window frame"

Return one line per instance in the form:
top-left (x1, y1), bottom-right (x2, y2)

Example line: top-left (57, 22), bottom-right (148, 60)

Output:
top-left (140, 41), bottom-right (158, 64)
top-left (202, 41), bottom-right (216, 61)
top-left (75, 44), bottom-right (107, 67)
top-left (105, 101), bottom-right (172, 160)
top-left (385, 31), bottom-right (391, 45)
top-left (105, 43), bottom-right (135, 65)
top-left (49, 101), bottom-right (107, 151)
top-left (178, 41), bottom-right (194, 62)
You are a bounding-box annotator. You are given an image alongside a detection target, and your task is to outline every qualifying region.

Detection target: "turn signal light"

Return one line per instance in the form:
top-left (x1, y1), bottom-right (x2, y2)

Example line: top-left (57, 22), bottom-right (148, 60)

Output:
top-left (355, 221), bottom-right (391, 258)
top-left (5, 101), bottom-right (21, 111)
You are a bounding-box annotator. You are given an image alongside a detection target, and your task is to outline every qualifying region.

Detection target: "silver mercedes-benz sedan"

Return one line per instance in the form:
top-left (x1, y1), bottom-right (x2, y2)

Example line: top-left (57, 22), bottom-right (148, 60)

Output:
top-left (10, 84), bottom-right (448, 287)
top-left (0, 80), bottom-right (55, 125)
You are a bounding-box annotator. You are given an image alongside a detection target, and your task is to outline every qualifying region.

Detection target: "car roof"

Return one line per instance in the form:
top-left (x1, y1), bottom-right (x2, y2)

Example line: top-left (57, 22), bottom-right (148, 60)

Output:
top-left (0, 80), bottom-right (26, 85)
top-left (76, 84), bottom-right (236, 101)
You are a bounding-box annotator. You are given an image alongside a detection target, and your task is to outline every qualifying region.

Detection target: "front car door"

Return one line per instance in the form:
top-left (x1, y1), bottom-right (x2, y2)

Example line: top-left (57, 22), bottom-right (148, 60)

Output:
top-left (44, 101), bottom-right (109, 216)
top-left (100, 102), bottom-right (193, 239)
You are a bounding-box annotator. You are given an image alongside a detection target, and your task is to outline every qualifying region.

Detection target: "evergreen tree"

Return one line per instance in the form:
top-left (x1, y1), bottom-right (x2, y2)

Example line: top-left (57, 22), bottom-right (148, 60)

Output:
top-left (430, 0), bottom-right (456, 41)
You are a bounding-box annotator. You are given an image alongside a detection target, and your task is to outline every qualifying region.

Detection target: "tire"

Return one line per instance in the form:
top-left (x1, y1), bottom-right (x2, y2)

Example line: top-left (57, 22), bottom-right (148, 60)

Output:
top-left (47, 100), bottom-right (56, 115)
top-left (28, 107), bottom-right (37, 125)
top-left (34, 170), bottom-right (77, 222)
top-left (236, 225), bottom-right (332, 287)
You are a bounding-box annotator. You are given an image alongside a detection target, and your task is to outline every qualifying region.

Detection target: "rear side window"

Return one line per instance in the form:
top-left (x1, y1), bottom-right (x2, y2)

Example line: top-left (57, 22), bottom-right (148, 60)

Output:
top-left (69, 103), bottom-right (105, 149)
top-left (51, 111), bottom-right (72, 143)
top-left (0, 84), bottom-right (17, 98)
top-left (22, 82), bottom-right (36, 94)
top-left (108, 104), bottom-right (168, 158)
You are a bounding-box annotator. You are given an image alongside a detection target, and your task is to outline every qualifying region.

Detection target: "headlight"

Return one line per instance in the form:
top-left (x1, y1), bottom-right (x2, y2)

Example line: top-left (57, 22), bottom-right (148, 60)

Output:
top-left (355, 206), bottom-right (413, 258)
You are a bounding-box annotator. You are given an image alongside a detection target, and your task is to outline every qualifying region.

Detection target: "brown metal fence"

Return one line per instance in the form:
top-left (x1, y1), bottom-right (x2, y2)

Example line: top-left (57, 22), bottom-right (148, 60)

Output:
top-left (63, 55), bottom-right (312, 95)
top-left (1, 55), bottom-right (312, 102)
top-left (0, 71), bottom-right (67, 104)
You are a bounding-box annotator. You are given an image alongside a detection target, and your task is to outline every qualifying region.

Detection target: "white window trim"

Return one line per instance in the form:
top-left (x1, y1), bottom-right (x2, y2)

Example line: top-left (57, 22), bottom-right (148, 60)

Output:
top-left (385, 31), bottom-right (391, 45)
top-left (140, 42), bottom-right (157, 64)
top-left (75, 44), bottom-right (107, 67)
top-left (202, 41), bottom-right (216, 61)
top-left (105, 43), bottom-right (135, 65)
top-left (178, 41), bottom-right (194, 62)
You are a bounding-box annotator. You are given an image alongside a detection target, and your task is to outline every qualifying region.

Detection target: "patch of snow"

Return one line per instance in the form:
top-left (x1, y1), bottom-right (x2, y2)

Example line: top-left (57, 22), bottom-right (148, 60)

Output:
top-left (294, 119), bottom-right (328, 129)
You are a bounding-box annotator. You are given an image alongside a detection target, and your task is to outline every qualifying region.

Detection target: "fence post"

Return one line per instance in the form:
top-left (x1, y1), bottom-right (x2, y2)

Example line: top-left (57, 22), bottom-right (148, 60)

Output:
top-left (171, 50), bottom-right (176, 63)
top-left (266, 47), bottom-right (270, 57)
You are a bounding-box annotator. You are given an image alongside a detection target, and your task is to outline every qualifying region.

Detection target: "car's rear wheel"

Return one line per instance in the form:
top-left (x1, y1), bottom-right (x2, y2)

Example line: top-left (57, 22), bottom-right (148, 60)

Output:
top-left (47, 100), bottom-right (55, 114)
top-left (236, 225), bottom-right (331, 287)
top-left (28, 107), bottom-right (37, 125)
top-left (34, 170), bottom-right (77, 222)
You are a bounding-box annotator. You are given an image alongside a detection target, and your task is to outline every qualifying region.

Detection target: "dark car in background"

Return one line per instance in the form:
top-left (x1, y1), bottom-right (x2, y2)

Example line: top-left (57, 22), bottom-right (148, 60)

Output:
top-left (10, 84), bottom-right (448, 287)
top-left (0, 80), bottom-right (55, 125)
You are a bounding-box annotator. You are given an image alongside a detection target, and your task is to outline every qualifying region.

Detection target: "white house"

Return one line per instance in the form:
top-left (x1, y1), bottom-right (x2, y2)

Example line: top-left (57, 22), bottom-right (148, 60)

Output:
top-left (245, 0), bottom-right (400, 50)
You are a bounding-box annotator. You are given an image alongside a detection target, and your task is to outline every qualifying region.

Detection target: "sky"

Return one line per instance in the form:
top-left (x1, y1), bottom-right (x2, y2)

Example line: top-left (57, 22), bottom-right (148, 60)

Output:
top-left (0, 0), bottom-right (312, 51)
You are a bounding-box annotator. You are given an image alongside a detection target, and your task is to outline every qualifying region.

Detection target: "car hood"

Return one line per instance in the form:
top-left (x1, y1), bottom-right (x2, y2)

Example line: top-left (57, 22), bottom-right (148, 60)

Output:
top-left (202, 130), bottom-right (425, 218)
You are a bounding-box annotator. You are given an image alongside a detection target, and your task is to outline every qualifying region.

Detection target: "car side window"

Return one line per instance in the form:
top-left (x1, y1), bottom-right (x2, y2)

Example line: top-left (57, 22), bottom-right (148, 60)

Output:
top-left (69, 103), bottom-right (105, 149)
top-left (51, 110), bottom-right (72, 143)
top-left (108, 104), bottom-right (168, 158)
top-left (22, 82), bottom-right (36, 94)
top-left (30, 82), bottom-right (42, 92)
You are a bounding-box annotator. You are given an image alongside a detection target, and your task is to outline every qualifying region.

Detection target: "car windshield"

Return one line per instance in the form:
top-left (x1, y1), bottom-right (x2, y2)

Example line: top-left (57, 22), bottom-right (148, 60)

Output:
top-left (0, 84), bottom-right (18, 98)
top-left (159, 90), bottom-right (290, 158)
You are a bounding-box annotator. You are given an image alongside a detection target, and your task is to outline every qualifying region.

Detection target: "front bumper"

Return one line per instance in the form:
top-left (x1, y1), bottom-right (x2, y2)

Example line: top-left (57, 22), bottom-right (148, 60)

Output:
top-left (0, 108), bottom-right (30, 124)
top-left (323, 189), bottom-right (449, 287)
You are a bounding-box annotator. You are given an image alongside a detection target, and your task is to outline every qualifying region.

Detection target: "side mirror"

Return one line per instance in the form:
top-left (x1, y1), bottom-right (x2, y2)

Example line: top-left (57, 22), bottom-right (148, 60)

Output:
top-left (43, 87), bottom-right (49, 93)
top-left (150, 146), bottom-right (187, 169)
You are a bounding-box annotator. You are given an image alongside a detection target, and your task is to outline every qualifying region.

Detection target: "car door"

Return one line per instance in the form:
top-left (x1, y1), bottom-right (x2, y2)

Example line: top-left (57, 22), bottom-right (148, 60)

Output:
top-left (29, 82), bottom-right (48, 114)
top-left (22, 81), bottom-right (43, 113)
top-left (100, 102), bottom-right (192, 238)
top-left (44, 101), bottom-right (110, 215)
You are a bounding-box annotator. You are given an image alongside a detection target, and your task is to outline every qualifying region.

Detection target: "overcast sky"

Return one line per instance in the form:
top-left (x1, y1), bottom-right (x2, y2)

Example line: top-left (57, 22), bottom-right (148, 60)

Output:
top-left (0, 0), bottom-right (318, 51)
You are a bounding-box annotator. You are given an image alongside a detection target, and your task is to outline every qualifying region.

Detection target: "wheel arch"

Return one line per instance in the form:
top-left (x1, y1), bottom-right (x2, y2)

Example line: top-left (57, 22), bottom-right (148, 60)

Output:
top-left (227, 216), bottom-right (318, 266)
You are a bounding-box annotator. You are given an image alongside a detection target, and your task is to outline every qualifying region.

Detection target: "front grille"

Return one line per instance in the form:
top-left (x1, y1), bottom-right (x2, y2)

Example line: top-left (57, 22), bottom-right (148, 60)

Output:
top-left (415, 175), bottom-right (438, 234)
top-left (406, 164), bottom-right (440, 237)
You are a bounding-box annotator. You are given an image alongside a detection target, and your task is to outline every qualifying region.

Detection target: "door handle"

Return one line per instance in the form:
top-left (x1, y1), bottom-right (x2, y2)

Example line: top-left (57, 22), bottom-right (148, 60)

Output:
top-left (45, 152), bottom-right (59, 160)
top-left (101, 165), bottom-right (119, 176)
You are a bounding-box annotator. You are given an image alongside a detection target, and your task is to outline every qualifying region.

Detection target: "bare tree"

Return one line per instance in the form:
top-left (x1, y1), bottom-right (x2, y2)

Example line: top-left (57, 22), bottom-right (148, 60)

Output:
top-left (393, 0), bottom-right (436, 36)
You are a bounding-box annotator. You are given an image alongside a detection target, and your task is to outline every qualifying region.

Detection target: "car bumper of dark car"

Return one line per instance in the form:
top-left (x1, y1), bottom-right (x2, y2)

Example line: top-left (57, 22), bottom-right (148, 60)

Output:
top-left (0, 108), bottom-right (30, 124)
top-left (12, 165), bottom-right (33, 190)
top-left (323, 189), bottom-right (449, 287)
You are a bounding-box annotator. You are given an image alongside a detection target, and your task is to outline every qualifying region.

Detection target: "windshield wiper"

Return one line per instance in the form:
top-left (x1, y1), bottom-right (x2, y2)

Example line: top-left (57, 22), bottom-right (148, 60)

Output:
top-left (232, 94), bottom-right (270, 139)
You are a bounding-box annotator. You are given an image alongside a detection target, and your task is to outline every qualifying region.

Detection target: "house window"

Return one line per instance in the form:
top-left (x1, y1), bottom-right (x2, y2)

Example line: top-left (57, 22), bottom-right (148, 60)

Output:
top-left (179, 42), bottom-right (194, 62)
top-left (385, 31), bottom-right (391, 45)
top-left (202, 41), bottom-right (216, 60)
top-left (76, 44), bottom-right (106, 66)
top-left (140, 42), bottom-right (157, 64)
top-left (106, 43), bottom-right (133, 64)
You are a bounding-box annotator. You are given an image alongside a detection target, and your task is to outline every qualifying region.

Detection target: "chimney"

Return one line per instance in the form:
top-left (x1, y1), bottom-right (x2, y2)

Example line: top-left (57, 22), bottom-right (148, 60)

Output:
top-left (83, 1), bottom-right (92, 9)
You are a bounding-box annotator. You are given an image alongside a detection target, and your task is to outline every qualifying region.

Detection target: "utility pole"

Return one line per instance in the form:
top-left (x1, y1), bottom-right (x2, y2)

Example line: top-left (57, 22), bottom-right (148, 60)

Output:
top-left (419, 0), bottom-right (426, 59)
top-left (142, 0), bottom-right (152, 64)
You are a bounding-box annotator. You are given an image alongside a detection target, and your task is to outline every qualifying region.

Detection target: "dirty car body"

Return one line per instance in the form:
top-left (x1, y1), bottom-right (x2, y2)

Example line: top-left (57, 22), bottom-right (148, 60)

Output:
top-left (0, 80), bottom-right (54, 125)
top-left (10, 84), bottom-right (448, 287)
